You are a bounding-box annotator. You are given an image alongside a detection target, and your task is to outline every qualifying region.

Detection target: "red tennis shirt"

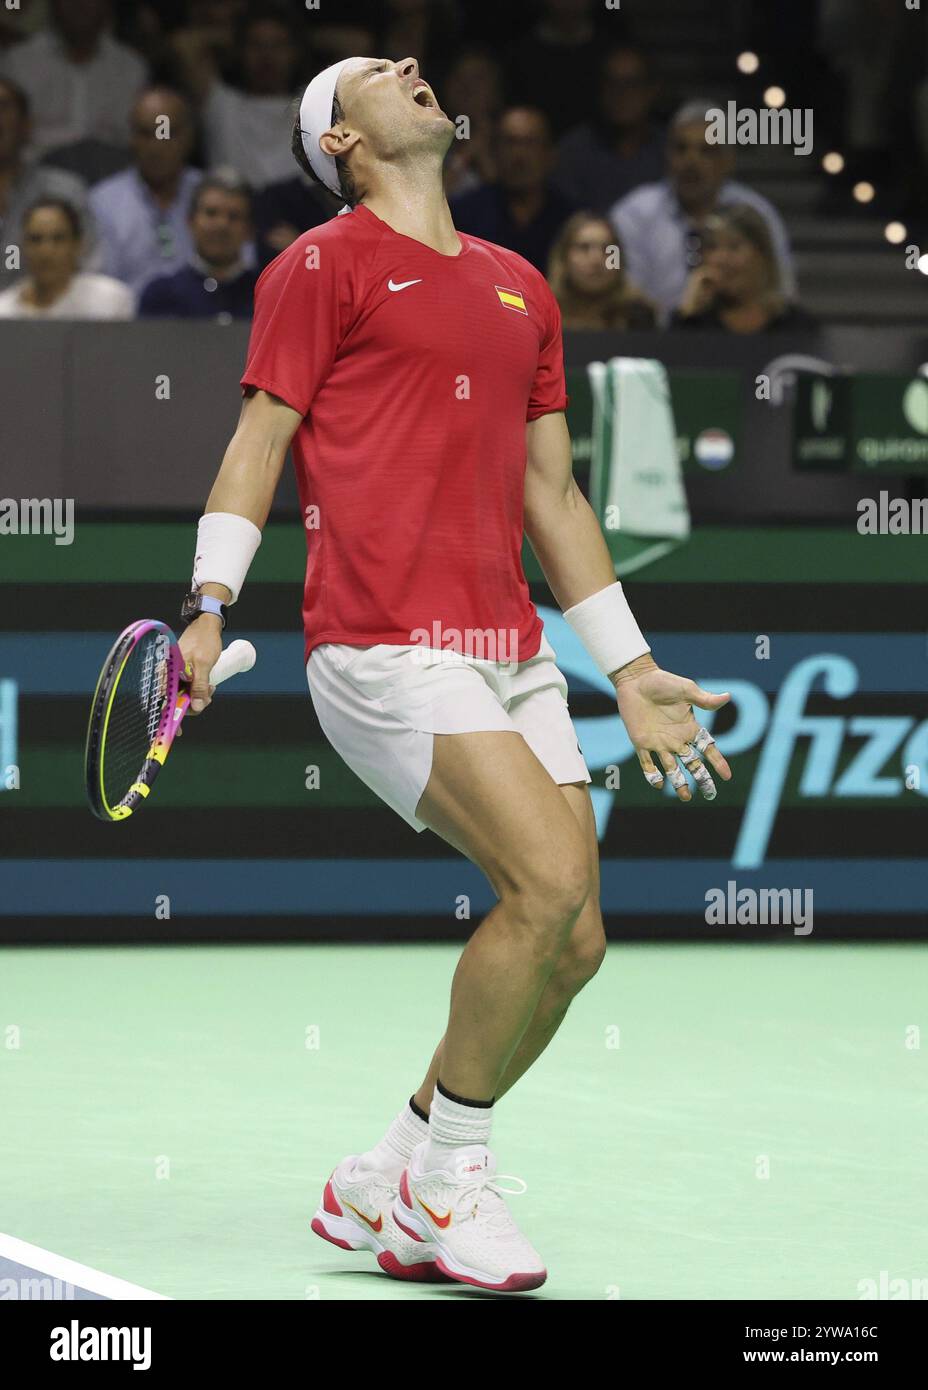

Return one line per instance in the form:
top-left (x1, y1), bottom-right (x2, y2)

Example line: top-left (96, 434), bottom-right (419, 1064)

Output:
top-left (240, 203), bottom-right (568, 664)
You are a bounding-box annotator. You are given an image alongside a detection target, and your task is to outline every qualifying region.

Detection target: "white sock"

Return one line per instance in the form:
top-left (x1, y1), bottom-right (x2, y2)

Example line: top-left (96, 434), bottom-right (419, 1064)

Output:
top-left (424, 1084), bottom-right (493, 1170)
top-left (354, 1100), bottom-right (429, 1182)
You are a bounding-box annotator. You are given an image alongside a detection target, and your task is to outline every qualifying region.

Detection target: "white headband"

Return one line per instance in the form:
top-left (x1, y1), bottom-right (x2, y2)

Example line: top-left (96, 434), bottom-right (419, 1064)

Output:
top-left (299, 58), bottom-right (355, 197)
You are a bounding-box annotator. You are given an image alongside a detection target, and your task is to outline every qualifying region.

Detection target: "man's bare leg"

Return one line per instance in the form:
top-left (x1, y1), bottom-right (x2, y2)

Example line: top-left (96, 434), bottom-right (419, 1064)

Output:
top-left (412, 779), bottom-right (606, 1113)
top-left (348, 745), bottom-right (604, 1186)
top-left (410, 731), bottom-right (595, 1103)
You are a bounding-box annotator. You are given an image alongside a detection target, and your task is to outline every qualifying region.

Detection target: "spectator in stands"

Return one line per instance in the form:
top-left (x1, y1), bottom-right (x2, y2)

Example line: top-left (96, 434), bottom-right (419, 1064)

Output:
top-left (441, 45), bottom-right (504, 199)
top-left (671, 204), bottom-right (817, 334)
top-left (299, 8), bottom-right (376, 69)
top-left (0, 0), bottom-right (148, 157)
top-left (450, 107), bottom-right (575, 273)
top-left (171, 3), bottom-right (302, 190)
top-left (505, 0), bottom-right (629, 139)
top-left (184, 0), bottom-right (249, 44)
top-left (37, 136), bottom-right (130, 190)
top-left (818, 0), bottom-right (901, 177)
top-left (553, 46), bottom-right (665, 213)
top-left (0, 77), bottom-right (94, 287)
top-left (0, 197), bottom-right (132, 318)
top-left (138, 172), bottom-right (257, 319)
top-left (90, 87), bottom-right (200, 297)
top-left (610, 100), bottom-right (795, 322)
top-left (253, 172), bottom-right (335, 267)
top-left (374, 0), bottom-right (461, 93)
top-left (548, 211), bottom-right (656, 330)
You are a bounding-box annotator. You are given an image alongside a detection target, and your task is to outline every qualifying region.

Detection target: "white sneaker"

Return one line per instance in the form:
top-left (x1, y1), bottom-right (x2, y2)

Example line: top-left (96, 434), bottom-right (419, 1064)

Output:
top-left (311, 1155), bottom-right (443, 1281)
top-left (392, 1142), bottom-right (546, 1292)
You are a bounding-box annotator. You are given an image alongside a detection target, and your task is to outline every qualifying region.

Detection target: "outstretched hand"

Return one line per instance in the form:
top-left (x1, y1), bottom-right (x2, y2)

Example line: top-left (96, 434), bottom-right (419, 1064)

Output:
top-left (613, 655), bottom-right (733, 802)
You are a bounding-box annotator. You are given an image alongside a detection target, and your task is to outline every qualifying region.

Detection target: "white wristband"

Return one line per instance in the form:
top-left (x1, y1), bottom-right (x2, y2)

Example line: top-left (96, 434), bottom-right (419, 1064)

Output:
top-left (562, 581), bottom-right (650, 678)
top-left (192, 511), bottom-right (262, 605)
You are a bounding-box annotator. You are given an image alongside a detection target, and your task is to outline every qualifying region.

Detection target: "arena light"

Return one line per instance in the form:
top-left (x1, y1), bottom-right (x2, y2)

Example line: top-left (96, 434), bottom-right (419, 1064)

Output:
top-left (853, 181), bottom-right (875, 204)
top-left (763, 85), bottom-right (786, 108)
top-left (917, 253), bottom-right (928, 276)
top-left (737, 51), bottom-right (760, 75)
top-left (822, 151), bottom-right (844, 175)
top-left (884, 222), bottom-right (907, 244)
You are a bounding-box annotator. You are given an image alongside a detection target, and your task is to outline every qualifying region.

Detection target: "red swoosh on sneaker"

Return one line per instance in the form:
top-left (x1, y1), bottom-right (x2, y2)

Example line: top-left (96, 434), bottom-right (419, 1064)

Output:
top-left (416, 1196), bottom-right (452, 1229)
top-left (343, 1200), bottom-right (383, 1232)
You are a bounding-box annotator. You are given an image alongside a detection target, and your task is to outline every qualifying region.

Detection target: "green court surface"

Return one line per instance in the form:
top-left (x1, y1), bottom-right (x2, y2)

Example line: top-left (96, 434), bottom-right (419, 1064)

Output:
top-left (1, 943), bottom-right (925, 1301)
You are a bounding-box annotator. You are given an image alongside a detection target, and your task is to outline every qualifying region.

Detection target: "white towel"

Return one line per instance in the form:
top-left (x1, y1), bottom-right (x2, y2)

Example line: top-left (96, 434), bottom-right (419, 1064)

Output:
top-left (587, 357), bottom-right (691, 543)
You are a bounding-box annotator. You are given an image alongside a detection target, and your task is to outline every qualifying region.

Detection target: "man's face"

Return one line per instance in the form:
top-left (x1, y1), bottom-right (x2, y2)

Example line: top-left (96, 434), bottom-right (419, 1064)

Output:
top-left (599, 51), bottom-right (656, 129)
top-left (0, 84), bottom-right (28, 165)
top-left (667, 120), bottom-right (733, 207)
top-left (331, 57), bottom-right (454, 169)
top-left (50, 0), bottom-right (109, 45)
top-left (495, 110), bottom-right (552, 194)
top-left (190, 188), bottom-right (250, 267)
top-left (242, 20), bottom-right (297, 96)
top-left (130, 94), bottom-right (193, 184)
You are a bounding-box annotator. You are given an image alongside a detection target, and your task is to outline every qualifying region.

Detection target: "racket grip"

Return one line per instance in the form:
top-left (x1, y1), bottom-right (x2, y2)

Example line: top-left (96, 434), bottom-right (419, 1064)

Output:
top-left (208, 639), bottom-right (257, 687)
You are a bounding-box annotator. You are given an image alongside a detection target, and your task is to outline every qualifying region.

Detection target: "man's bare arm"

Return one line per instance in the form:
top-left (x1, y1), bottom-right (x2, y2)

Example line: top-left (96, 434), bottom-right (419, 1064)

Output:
top-left (181, 388), bottom-right (302, 710)
top-left (523, 411), bottom-right (655, 681)
top-left (523, 410), bottom-right (617, 606)
top-left (204, 387), bottom-right (301, 525)
top-left (523, 410), bottom-right (732, 801)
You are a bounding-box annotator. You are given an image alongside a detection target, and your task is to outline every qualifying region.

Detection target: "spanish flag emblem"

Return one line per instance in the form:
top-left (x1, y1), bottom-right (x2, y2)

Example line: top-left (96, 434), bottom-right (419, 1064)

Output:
top-left (495, 285), bottom-right (528, 315)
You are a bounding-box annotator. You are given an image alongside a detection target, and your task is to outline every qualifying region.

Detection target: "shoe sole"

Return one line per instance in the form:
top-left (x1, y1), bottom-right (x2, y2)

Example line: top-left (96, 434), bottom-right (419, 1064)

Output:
top-left (312, 1182), bottom-right (443, 1283)
top-left (392, 1184), bottom-right (547, 1293)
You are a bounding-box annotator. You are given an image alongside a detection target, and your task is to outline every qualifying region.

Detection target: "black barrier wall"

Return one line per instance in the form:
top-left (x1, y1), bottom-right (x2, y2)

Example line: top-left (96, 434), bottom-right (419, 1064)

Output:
top-left (1, 323), bottom-right (924, 520)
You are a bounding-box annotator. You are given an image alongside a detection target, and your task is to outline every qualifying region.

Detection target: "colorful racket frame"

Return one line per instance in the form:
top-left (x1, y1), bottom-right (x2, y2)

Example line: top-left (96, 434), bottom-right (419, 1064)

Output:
top-left (85, 619), bottom-right (191, 823)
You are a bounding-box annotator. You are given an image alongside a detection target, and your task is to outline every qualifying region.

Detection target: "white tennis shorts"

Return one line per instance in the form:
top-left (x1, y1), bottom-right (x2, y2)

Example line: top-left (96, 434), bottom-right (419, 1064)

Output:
top-left (306, 634), bottom-right (591, 832)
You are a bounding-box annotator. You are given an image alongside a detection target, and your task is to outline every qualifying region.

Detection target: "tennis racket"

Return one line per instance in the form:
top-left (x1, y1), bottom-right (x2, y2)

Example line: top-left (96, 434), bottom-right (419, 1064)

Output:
top-left (85, 619), bottom-right (256, 822)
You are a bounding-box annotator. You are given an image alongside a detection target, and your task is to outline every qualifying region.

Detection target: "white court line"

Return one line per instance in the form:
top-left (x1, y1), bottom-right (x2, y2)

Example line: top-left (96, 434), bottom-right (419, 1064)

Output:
top-left (0, 1234), bottom-right (168, 1299)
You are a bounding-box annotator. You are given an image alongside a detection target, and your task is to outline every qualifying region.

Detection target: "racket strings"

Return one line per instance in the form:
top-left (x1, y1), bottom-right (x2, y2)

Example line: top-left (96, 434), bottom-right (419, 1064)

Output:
top-left (101, 635), bottom-right (171, 807)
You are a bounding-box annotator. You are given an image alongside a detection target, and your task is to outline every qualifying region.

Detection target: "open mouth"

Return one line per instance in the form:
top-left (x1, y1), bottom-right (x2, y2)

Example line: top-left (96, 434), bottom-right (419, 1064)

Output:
top-left (411, 81), bottom-right (436, 109)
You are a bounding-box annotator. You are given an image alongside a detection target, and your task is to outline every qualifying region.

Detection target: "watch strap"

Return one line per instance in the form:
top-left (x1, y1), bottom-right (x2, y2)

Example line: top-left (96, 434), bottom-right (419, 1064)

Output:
top-left (197, 595), bottom-right (225, 621)
top-left (181, 590), bottom-right (228, 630)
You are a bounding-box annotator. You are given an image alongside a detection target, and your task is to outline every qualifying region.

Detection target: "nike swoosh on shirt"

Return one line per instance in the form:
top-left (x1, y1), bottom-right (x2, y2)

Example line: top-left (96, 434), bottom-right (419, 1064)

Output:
top-left (387, 278), bottom-right (423, 292)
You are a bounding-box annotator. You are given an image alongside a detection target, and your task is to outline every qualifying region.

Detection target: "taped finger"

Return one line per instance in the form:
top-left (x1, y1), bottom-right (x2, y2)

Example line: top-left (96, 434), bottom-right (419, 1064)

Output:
top-left (686, 756), bottom-right (717, 801)
top-left (659, 752), bottom-right (687, 794)
top-left (637, 750), bottom-right (664, 789)
top-left (692, 726), bottom-right (715, 755)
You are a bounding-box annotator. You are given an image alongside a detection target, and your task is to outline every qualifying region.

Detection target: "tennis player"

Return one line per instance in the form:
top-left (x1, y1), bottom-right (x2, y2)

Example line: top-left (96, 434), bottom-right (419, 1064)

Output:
top-left (179, 56), bottom-right (732, 1292)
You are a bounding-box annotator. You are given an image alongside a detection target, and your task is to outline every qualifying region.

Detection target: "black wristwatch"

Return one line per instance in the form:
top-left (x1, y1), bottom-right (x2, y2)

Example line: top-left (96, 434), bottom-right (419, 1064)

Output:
top-left (181, 590), bottom-right (228, 630)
